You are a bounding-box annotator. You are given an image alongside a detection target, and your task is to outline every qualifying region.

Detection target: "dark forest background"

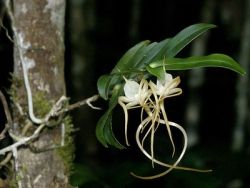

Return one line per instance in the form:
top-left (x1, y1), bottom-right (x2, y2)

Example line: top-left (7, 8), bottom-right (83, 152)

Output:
top-left (0, 0), bottom-right (250, 187)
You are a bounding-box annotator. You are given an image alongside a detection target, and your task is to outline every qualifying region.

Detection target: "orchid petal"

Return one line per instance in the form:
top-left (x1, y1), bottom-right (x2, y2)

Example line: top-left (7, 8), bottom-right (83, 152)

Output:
top-left (124, 80), bottom-right (140, 99)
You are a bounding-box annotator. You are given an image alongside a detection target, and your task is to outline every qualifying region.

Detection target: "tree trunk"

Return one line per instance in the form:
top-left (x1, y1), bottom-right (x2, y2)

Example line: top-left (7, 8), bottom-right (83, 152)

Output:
top-left (8, 0), bottom-right (74, 187)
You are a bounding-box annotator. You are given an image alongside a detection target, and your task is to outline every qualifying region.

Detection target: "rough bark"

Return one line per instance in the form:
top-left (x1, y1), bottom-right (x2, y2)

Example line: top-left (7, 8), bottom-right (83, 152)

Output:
top-left (9, 0), bottom-right (74, 187)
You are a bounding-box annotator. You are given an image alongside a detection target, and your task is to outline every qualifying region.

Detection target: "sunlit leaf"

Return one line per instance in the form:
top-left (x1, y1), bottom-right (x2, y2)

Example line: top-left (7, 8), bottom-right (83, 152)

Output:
top-left (147, 54), bottom-right (246, 76)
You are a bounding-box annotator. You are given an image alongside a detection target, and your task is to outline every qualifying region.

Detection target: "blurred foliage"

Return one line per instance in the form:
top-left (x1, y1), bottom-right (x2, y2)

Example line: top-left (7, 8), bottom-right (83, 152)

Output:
top-left (70, 147), bottom-right (250, 187)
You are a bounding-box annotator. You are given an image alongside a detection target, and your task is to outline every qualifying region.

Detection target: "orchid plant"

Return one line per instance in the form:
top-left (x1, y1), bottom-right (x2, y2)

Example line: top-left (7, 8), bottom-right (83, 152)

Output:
top-left (96, 23), bottom-right (245, 179)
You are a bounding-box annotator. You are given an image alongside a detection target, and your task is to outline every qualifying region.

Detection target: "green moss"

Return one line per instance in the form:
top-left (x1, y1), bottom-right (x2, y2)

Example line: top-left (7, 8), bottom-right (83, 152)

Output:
top-left (8, 74), bottom-right (23, 104)
top-left (33, 91), bottom-right (52, 118)
top-left (10, 73), bottom-right (52, 118)
top-left (57, 115), bottom-right (75, 176)
top-left (8, 179), bottom-right (17, 188)
top-left (5, 165), bottom-right (18, 188)
top-left (9, 74), bottom-right (75, 181)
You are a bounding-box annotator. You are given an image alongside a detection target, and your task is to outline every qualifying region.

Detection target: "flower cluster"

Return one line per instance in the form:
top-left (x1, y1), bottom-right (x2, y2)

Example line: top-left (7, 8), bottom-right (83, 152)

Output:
top-left (118, 73), bottom-right (210, 179)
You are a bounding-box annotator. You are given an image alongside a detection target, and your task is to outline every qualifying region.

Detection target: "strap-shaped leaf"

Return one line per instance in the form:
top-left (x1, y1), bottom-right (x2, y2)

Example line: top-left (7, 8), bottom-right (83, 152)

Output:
top-left (136, 24), bottom-right (216, 69)
top-left (138, 23), bottom-right (216, 68)
top-left (97, 41), bottom-right (149, 100)
top-left (96, 110), bottom-right (111, 147)
top-left (97, 74), bottom-right (113, 100)
top-left (164, 23), bottom-right (216, 57)
top-left (147, 54), bottom-right (246, 77)
top-left (96, 87), bottom-right (125, 149)
top-left (97, 23), bottom-right (216, 100)
top-left (112, 40), bottom-right (151, 73)
top-left (96, 110), bottom-right (125, 149)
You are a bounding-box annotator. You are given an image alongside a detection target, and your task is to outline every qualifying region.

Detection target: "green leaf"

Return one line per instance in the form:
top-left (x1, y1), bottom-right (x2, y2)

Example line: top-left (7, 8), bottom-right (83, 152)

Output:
top-left (147, 54), bottom-right (246, 75)
top-left (103, 112), bottom-right (125, 149)
top-left (112, 40), bottom-right (151, 73)
top-left (96, 110), bottom-right (111, 148)
top-left (96, 87), bottom-right (125, 149)
top-left (97, 23), bottom-right (216, 100)
top-left (97, 41), bottom-right (149, 100)
top-left (136, 23), bottom-right (216, 69)
top-left (97, 75), bottom-right (113, 100)
top-left (146, 61), bottom-right (166, 81)
top-left (165, 23), bottom-right (216, 57)
top-left (135, 39), bottom-right (169, 69)
top-left (96, 109), bottom-right (126, 149)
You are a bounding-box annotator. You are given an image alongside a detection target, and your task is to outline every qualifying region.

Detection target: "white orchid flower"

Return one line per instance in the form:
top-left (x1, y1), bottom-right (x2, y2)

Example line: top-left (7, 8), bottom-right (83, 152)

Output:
top-left (148, 73), bottom-right (182, 157)
top-left (118, 78), bottom-right (151, 146)
top-left (118, 73), bottom-right (210, 179)
top-left (155, 73), bottom-right (182, 99)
